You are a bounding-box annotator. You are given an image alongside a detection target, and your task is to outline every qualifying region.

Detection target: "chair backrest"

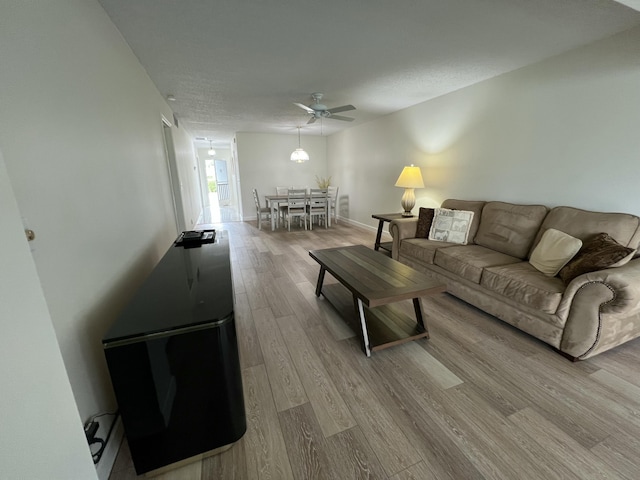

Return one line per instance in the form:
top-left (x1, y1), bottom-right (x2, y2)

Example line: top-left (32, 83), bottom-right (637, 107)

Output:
top-left (328, 186), bottom-right (339, 205)
top-left (308, 188), bottom-right (328, 209)
top-left (252, 188), bottom-right (261, 209)
top-left (287, 189), bottom-right (307, 211)
top-left (276, 186), bottom-right (288, 195)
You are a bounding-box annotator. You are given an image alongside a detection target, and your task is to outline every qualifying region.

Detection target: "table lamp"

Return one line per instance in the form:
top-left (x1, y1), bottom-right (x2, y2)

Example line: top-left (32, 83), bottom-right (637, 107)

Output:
top-left (394, 165), bottom-right (424, 216)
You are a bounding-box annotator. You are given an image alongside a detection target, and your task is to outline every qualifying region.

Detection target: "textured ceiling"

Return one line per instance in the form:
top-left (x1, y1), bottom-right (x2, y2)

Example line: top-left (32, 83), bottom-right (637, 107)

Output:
top-left (97, 0), bottom-right (640, 146)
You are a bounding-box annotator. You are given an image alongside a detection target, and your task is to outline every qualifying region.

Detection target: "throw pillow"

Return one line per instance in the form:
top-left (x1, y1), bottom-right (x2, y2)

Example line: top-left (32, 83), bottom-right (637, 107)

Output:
top-left (415, 207), bottom-right (435, 238)
top-left (559, 232), bottom-right (636, 284)
top-left (428, 208), bottom-right (474, 244)
top-left (529, 228), bottom-right (582, 277)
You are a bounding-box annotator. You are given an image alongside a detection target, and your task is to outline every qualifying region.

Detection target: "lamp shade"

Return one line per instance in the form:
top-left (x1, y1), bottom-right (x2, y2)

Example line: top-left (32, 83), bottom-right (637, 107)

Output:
top-left (290, 148), bottom-right (309, 163)
top-left (394, 165), bottom-right (424, 189)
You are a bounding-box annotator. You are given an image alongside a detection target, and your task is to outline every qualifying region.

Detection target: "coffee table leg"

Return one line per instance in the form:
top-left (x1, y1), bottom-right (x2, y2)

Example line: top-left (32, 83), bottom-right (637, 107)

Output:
top-left (413, 298), bottom-right (429, 338)
top-left (315, 267), bottom-right (326, 297)
top-left (356, 298), bottom-right (372, 357)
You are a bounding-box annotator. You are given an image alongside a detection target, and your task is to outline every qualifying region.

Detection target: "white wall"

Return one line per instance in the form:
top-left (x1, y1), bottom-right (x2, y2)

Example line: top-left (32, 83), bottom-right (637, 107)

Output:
top-left (0, 152), bottom-right (98, 480)
top-left (0, 1), bottom-right (201, 476)
top-left (237, 132), bottom-right (328, 220)
top-left (328, 26), bottom-right (640, 228)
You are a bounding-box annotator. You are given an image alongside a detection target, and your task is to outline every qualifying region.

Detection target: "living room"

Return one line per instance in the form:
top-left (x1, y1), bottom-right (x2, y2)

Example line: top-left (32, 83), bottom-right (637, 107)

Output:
top-left (2, 1), bottom-right (640, 479)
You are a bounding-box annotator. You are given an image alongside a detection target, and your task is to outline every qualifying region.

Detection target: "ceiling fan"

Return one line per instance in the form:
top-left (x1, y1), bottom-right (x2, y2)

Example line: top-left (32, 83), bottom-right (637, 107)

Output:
top-left (294, 93), bottom-right (356, 124)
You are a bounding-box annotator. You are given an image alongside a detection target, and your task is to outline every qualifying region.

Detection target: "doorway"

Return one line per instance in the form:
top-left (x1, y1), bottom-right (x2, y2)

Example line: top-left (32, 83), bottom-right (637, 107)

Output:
top-left (197, 143), bottom-right (241, 225)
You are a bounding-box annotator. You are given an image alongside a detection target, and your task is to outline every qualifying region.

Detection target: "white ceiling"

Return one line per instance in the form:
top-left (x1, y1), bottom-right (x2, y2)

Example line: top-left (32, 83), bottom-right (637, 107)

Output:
top-left (97, 0), bottom-right (640, 146)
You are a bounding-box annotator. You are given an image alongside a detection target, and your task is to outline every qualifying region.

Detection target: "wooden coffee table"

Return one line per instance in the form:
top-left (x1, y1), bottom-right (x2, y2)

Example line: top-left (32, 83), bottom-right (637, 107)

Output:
top-left (309, 245), bottom-right (445, 357)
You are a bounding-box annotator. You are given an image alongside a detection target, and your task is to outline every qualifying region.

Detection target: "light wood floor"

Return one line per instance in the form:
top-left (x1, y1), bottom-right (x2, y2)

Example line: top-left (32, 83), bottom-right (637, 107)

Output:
top-left (109, 220), bottom-right (640, 480)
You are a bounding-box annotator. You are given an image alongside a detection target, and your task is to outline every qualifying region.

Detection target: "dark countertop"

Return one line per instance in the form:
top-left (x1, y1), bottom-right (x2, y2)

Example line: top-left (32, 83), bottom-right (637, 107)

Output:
top-left (103, 231), bottom-right (233, 344)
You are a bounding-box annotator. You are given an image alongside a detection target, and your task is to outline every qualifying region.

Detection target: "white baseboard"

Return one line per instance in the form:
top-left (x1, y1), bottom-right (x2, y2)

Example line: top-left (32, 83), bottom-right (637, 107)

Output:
top-left (241, 214), bottom-right (393, 240)
top-left (337, 216), bottom-right (393, 240)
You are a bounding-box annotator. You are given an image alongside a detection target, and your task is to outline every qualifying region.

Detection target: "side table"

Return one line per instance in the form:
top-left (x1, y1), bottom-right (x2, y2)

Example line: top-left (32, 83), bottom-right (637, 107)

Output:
top-left (371, 213), bottom-right (412, 254)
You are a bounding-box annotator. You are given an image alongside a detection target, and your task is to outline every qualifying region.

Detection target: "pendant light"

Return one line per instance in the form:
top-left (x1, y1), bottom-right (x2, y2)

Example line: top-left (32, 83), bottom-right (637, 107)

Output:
top-left (208, 140), bottom-right (216, 156)
top-left (290, 127), bottom-right (309, 163)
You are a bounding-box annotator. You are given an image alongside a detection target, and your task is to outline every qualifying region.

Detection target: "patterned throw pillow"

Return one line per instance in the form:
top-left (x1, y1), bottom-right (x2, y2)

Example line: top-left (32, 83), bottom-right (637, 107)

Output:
top-left (415, 207), bottom-right (435, 238)
top-left (428, 208), bottom-right (474, 244)
top-left (559, 232), bottom-right (636, 284)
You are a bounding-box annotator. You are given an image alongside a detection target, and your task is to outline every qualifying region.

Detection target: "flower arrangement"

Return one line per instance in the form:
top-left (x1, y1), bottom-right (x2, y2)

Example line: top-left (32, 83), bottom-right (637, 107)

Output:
top-left (315, 175), bottom-right (331, 188)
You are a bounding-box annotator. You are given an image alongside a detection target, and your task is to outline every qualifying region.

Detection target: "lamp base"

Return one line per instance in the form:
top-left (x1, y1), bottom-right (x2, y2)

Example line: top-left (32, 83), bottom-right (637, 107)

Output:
top-left (400, 188), bottom-right (416, 217)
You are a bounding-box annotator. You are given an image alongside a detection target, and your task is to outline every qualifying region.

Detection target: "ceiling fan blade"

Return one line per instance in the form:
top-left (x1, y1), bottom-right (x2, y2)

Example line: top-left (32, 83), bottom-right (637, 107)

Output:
top-left (294, 102), bottom-right (315, 113)
top-left (328, 114), bottom-right (354, 122)
top-left (307, 116), bottom-right (317, 124)
top-left (327, 104), bottom-right (355, 114)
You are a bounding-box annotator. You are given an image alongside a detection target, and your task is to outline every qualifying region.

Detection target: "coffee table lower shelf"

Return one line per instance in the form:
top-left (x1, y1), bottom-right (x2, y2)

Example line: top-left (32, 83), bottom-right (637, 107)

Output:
top-left (321, 283), bottom-right (429, 353)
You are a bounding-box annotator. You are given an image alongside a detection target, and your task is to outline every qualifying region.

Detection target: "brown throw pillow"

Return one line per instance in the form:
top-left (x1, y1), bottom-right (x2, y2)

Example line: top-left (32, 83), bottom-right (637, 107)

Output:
top-left (415, 207), bottom-right (435, 238)
top-left (558, 232), bottom-right (636, 284)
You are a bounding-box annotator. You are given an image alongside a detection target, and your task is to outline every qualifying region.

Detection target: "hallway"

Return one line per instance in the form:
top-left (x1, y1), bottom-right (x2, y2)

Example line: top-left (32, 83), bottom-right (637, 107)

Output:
top-left (199, 192), bottom-right (241, 225)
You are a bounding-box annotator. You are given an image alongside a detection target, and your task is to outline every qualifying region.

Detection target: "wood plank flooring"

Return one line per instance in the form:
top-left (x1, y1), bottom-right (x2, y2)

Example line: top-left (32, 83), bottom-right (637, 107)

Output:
top-left (109, 220), bottom-right (640, 480)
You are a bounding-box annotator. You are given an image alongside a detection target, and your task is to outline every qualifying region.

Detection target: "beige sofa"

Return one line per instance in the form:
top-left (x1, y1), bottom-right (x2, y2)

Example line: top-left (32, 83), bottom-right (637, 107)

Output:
top-left (389, 199), bottom-right (640, 360)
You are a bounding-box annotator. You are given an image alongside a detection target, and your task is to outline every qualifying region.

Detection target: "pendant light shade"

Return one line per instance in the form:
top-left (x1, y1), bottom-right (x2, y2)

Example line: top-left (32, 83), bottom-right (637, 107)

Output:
top-left (290, 127), bottom-right (309, 163)
top-left (208, 140), bottom-right (216, 156)
top-left (290, 148), bottom-right (310, 163)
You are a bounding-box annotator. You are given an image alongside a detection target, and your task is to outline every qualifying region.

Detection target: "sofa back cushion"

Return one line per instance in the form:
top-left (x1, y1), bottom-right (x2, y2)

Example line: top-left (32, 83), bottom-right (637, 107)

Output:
top-left (531, 206), bottom-right (640, 253)
top-left (474, 201), bottom-right (549, 259)
top-left (441, 199), bottom-right (486, 243)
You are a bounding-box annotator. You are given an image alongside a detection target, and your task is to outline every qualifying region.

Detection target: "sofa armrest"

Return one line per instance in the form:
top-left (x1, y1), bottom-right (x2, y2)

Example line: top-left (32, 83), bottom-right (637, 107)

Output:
top-left (559, 258), bottom-right (640, 358)
top-left (389, 218), bottom-right (419, 260)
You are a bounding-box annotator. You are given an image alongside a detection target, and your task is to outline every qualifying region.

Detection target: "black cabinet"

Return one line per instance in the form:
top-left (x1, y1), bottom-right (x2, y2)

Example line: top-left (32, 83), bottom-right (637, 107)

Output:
top-left (103, 232), bottom-right (245, 475)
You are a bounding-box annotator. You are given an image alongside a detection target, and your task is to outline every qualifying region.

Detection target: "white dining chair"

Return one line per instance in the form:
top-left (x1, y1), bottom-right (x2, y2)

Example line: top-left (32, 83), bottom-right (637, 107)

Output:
top-left (307, 188), bottom-right (328, 230)
top-left (328, 186), bottom-right (339, 225)
top-left (252, 188), bottom-right (271, 230)
top-left (285, 189), bottom-right (307, 231)
top-left (274, 186), bottom-right (290, 226)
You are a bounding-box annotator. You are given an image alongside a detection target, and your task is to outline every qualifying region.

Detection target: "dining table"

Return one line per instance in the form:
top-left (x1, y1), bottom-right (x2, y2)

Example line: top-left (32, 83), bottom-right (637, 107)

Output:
top-left (264, 194), bottom-right (332, 231)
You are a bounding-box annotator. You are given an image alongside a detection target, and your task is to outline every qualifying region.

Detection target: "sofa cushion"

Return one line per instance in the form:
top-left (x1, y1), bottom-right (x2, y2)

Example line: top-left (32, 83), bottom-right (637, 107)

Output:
top-left (529, 228), bottom-right (582, 277)
top-left (400, 238), bottom-right (457, 265)
top-left (559, 232), bottom-right (637, 284)
top-left (441, 199), bottom-right (486, 243)
top-left (434, 245), bottom-right (521, 284)
top-left (474, 201), bottom-right (548, 259)
top-left (415, 207), bottom-right (435, 238)
top-left (429, 208), bottom-right (474, 244)
top-left (531, 206), bottom-right (640, 252)
top-left (481, 262), bottom-right (565, 314)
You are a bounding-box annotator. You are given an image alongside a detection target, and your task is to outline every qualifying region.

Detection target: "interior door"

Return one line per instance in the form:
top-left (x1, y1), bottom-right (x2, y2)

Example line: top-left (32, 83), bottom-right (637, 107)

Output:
top-left (214, 159), bottom-right (230, 204)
